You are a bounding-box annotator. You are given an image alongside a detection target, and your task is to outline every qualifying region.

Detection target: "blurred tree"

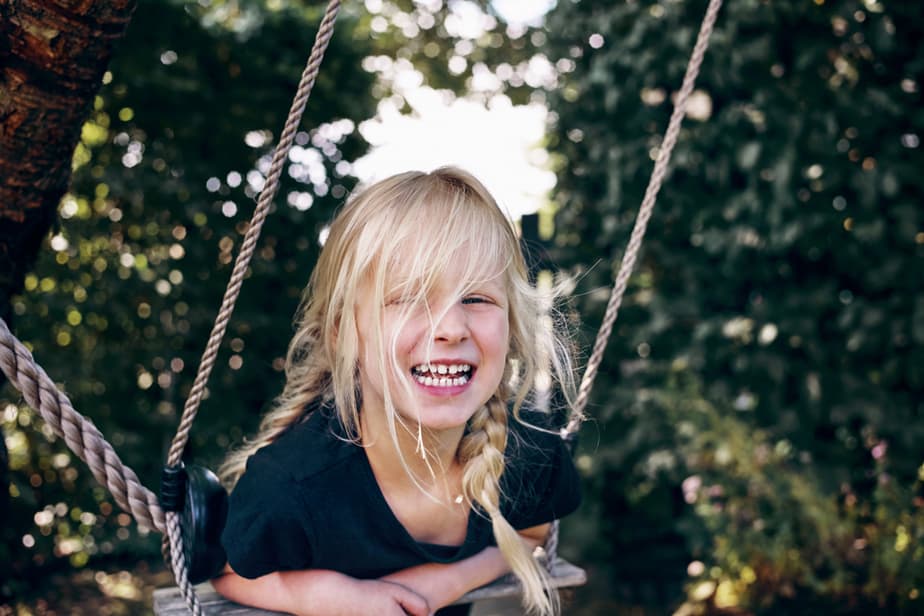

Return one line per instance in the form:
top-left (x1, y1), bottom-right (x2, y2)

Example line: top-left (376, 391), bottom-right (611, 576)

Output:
top-left (0, 435), bottom-right (6, 523)
top-left (543, 0), bottom-right (923, 613)
top-left (0, 0), bottom-right (137, 323)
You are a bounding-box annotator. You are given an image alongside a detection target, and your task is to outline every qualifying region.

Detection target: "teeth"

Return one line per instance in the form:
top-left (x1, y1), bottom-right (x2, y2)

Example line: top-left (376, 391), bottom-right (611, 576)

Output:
top-left (412, 366), bottom-right (472, 387)
top-left (412, 363), bottom-right (472, 375)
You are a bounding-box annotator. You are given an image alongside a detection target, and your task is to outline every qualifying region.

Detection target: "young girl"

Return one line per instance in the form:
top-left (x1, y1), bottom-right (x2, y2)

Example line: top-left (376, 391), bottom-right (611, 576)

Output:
top-left (213, 167), bottom-right (581, 616)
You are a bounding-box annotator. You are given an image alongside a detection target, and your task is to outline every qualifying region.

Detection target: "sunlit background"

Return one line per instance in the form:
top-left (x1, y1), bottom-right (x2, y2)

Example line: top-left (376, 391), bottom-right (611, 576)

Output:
top-left (355, 0), bottom-right (558, 218)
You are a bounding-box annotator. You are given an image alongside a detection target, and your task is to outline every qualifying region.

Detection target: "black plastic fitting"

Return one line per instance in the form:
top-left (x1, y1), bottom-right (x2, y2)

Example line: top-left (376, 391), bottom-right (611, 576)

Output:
top-left (160, 463), bottom-right (187, 512)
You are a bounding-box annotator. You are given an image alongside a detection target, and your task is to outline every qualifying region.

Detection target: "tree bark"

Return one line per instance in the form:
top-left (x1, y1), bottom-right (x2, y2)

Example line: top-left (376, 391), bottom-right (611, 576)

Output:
top-left (0, 0), bottom-right (136, 321)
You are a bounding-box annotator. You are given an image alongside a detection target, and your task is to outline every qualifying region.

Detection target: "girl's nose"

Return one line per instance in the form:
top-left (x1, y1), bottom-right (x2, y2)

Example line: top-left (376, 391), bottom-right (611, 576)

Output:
top-left (434, 302), bottom-right (469, 343)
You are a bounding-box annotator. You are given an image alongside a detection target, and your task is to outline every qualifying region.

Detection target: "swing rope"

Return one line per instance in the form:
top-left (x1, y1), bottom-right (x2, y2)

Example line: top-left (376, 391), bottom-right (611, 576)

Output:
top-left (162, 2), bottom-right (342, 613)
top-left (0, 317), bottom-right (167, 532)
top-left (0, 0), bottom-right (724, 610)
top-left (545, 0), bottom-right (724, 565)
top-left (565, 0), bottom-right (723, 434)
top-left (164, 3), bottom-right (340, 469)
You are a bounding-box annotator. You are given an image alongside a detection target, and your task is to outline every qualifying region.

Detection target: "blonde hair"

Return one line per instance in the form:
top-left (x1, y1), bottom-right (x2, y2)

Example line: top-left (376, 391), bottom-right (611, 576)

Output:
top-left (220, 167), bottom-right (576, 615)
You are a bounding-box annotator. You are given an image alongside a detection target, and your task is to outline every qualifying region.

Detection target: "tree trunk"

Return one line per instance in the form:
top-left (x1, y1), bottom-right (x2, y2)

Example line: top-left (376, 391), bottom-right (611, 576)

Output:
top-left (0, 0), bottom-right (136, 321)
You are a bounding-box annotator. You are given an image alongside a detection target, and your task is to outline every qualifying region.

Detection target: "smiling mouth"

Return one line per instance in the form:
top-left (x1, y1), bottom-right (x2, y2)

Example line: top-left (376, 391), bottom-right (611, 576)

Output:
top-left (411, 363), bottom-right (473, 387)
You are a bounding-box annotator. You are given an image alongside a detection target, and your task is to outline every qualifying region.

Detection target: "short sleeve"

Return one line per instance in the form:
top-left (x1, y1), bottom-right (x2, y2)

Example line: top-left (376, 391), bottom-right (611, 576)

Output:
top-left (502, 423), bottom-right (582, 530)
top-left (221, 453), bottom-right (316, 579)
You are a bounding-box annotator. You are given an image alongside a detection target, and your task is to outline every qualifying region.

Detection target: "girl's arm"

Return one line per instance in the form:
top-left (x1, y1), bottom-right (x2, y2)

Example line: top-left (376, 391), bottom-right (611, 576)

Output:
top-left (212, 523), bottom-right (551, 614)
top-left (381, 523), bottom-right (551, 610)
top-left (211, 565), bottom-right (430, 616)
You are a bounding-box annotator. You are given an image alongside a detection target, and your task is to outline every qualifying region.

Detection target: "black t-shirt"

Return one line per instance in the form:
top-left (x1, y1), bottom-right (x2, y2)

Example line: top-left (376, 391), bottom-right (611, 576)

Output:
top-left (221, 403), bottom-right (581, 581)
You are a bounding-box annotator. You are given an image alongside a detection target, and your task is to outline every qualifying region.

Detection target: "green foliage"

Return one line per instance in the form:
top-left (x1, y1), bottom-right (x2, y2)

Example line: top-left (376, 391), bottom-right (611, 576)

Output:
top-left (666, 378), bottom-right (924, 613)
top-left (353, 0), bottom-right (552, 104)
top-left (543, 0), bottom-right (923, 612)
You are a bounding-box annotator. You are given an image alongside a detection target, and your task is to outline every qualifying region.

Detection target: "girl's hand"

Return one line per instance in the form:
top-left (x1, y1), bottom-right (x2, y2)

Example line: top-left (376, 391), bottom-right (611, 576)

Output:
top-left (382, 564), bottom-right (461, 613)
top-left (336, 579), bottom-right (431, 616)
top-left (382, 546), bottom-right (508, 611)
top-left (380, 524), bottom-right (552, 611)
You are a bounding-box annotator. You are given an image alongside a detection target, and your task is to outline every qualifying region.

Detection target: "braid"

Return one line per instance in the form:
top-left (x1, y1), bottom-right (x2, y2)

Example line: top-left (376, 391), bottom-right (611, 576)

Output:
top-left (459, 396), bottom-right (557, 616)
top-left (458, 399), bottom-right (507, 500)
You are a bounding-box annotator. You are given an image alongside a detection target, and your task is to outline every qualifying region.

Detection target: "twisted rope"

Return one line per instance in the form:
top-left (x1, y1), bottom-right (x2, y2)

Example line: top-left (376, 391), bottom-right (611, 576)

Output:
top-left (167, 511), bottom-right (202, 616)
top-left (162, 2), bottom-right (343, 612)
top-left (166, 0), bottom-right (342, 467)
top-left (0, 317), bottom-right (166, 533)
top-left (547, 0), bottom-right (724, 568)
top-left (564, 0), bottom-right (724, 435)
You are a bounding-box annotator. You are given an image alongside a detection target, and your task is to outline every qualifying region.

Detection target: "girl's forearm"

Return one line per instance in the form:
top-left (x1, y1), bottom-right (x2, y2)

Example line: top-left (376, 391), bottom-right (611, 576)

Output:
top-left (212, 567), bottom-right (431, 616)
top-left (211, 567), bottom-right (344, 613)
top-left (213, 525), bottom-right (551, 615)
top-left (446, 546), bottom-right (512, 596)
top-left (382, 546), bottom-right (510, 608)
top-left (382, 524), bottom-right (551, 609)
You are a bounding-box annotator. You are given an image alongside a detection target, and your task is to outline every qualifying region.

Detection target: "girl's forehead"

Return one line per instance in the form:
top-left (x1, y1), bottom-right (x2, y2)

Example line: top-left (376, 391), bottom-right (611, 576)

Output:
top-left (359, 196), bottom-right (517, 297)
top-left (381, 246), bottom-right (508, 295)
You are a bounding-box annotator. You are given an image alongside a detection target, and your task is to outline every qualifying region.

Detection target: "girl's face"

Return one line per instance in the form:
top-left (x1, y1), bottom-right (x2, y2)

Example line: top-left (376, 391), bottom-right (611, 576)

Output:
top-left (355, 258), bottom-right (510, 434)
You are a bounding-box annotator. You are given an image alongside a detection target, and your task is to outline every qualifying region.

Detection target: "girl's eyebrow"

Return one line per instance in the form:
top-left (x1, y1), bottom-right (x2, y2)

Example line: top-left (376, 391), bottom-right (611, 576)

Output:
top-left (471, 274), bottom-right (507, 291)
top-left (467, 285), bottom-right (503, 298)
top-left (383, 274), bottom-right (419, 292)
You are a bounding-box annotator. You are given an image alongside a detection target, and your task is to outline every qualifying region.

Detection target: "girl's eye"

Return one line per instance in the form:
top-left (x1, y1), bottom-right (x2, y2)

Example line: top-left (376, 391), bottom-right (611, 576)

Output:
top-left (462, 296), bottom-right (492, 305)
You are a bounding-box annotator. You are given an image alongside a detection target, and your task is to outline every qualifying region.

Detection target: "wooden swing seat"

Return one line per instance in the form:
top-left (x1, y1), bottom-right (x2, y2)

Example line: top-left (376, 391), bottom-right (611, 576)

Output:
top-left (153, 556), bottom-right (586, 615)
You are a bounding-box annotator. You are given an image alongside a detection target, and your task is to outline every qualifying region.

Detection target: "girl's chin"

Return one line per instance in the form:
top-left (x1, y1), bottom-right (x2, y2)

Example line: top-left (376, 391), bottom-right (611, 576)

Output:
top-left (399, 401), bottom-right (483, 433)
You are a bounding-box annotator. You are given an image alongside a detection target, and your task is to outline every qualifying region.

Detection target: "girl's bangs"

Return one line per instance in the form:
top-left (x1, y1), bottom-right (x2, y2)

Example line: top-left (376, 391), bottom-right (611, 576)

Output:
top-left (379, 185), bottom-right (514, 304)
